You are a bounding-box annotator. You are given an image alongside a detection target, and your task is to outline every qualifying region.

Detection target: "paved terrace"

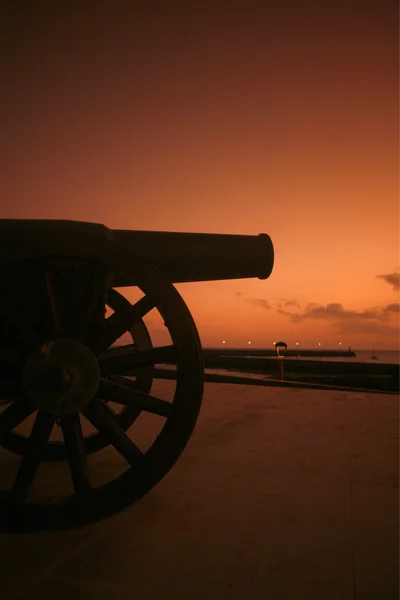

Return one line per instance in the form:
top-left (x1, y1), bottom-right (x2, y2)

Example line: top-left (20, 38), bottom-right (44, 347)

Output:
top-left (0, 381), bottom-right (398, 600)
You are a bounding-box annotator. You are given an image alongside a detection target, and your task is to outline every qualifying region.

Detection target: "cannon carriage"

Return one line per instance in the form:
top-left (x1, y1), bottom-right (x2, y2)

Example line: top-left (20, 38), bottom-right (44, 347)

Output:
top-left (0, 219), bottom-right (274, 531)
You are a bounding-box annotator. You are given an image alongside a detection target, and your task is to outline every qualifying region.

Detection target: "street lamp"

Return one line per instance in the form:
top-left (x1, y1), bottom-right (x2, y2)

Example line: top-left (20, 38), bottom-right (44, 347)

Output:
top-left (275, 341), bottom-right (287, 380)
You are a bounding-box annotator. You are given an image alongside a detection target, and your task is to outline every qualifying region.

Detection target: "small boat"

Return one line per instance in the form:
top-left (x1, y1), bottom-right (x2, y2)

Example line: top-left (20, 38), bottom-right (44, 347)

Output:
top-left (371, 344), bottom-right (378, 360)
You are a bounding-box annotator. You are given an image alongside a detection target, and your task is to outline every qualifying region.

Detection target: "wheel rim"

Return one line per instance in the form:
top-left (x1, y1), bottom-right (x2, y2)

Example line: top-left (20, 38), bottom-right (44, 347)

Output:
top-left (0, 242), bottom-right (204, 531)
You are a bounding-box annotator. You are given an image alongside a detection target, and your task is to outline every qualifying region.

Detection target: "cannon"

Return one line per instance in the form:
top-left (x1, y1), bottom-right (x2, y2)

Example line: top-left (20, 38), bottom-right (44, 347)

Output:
top-left (0, 219), bottom-right (274, 531)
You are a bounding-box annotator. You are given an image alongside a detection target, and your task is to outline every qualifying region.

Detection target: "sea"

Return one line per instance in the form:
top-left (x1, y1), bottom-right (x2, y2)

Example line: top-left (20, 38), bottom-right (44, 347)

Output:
top-left (295, 349), bottom-right (399, 365)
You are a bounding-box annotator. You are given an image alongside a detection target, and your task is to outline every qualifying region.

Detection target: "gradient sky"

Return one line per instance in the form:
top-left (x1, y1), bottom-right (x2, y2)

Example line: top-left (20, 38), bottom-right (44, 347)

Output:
top-left (2, 2), bottom-right (399, 349)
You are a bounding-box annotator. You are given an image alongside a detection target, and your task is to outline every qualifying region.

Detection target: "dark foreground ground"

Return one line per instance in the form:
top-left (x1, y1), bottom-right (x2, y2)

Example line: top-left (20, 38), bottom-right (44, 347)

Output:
top-left (0, 380), bottom-right (398, 600)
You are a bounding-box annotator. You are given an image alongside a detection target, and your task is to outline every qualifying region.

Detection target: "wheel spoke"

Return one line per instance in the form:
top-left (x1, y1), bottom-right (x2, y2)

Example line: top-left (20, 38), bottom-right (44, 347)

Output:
top-left (76, 265), bottom-right (108, 339)
top-left (60, 413), bottom-right (91, 495)
top-left (9, 411), bottom-right (55, 504)
top-left (83, 399), bottom-right (144, 467)
top-left (44, 269), bottom-right (64, 336)
top-left (88, 294), bottom-right (155, 354)
top-left (99, 378), bottom-right (173, 418)
top-left (100, 343), bottom-right (137, 357)
top-left (0, 399), bottom-right (35, 440)
top-left (0, 297), bottom-right (41, 355)
top-left (99, 345), bottom-right (177, 376)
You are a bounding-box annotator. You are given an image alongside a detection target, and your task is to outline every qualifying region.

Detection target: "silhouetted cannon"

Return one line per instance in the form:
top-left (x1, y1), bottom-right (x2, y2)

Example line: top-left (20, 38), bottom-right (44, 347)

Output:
top-left (0, 219), bottom-right (274, 531)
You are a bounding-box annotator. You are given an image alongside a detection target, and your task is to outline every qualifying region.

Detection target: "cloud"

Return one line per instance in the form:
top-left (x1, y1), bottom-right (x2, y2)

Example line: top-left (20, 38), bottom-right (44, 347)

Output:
top-left (275, 298), bottom-right (300, 309)
top-left (383, 303), bottom-right (400, 314)
top-left (277, 308), bottom-right (300, 320)
top-left (236, 292), bottom-right (243, 296)
top-left (278, 302), bottom-right (399, 324)
top-left (245, 298), bottom-right (271, 309)
top-left (284, 298), bottom-right (300, 308)
top-left (377, 272), bottom-right (400, 291)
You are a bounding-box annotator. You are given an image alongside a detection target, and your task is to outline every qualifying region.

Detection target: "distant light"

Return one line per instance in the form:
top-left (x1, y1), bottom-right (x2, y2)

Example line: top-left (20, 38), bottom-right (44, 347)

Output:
top-left (296, 342), bottom-right (299, 346)
top-left (248, 341), bottom-right (251, 344)
top-left (318, 343), bottom-right (321, 346)
top-left (222, 340), bottom-right (226, 344)
top-left (273, 341), bottom-right (276, 345)
top-left (339, 342), bottom-right (342, 345)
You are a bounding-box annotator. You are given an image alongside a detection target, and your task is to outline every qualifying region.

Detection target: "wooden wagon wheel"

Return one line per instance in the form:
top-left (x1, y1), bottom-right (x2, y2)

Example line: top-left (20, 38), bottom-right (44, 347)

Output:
top-left (0, 288), bottom-right (155, 458)
top-left (0, 243), bottom-right (204, 531)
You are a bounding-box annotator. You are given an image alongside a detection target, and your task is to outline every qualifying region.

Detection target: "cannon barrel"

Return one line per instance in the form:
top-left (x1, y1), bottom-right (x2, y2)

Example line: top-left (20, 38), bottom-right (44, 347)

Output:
top-left (0, 219), bottom-right (274, 284)
top-left (113, 229), bottom-right (274, 285)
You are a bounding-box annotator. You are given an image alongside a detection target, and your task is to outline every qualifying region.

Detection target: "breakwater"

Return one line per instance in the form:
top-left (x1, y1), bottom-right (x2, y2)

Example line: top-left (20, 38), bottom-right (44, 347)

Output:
top-left (203, 348), bottom-right (356, 358)
top-left (203, 354), bottom-right (396, 375)
top-left (201, 351), bottom-right (399, 392)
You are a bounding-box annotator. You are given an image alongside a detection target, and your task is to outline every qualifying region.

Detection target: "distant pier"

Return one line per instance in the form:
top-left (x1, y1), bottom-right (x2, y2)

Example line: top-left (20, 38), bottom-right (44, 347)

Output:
top-left (203, 348), bottom-right (356, 358)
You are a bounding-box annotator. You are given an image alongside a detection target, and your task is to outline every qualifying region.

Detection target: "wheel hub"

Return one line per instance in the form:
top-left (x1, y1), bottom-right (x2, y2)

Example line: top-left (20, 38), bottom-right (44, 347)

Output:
top-left (22, 338), bottom-right (100, 415)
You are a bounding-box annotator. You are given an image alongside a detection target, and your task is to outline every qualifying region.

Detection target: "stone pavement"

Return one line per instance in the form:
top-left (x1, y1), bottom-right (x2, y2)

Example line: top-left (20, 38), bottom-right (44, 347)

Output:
top-left (0, 381), bottom-right (398, 600)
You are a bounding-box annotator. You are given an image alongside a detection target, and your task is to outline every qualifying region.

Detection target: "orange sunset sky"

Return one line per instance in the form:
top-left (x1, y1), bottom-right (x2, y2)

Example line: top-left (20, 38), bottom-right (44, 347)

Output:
top-left (2, 2), bottom-right (399, 350)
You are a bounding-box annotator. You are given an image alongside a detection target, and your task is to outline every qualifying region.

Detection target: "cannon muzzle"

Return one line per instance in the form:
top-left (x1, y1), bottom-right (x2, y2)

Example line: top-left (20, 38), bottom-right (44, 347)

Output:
top-left (112, 229), bottom-right (274, 285)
